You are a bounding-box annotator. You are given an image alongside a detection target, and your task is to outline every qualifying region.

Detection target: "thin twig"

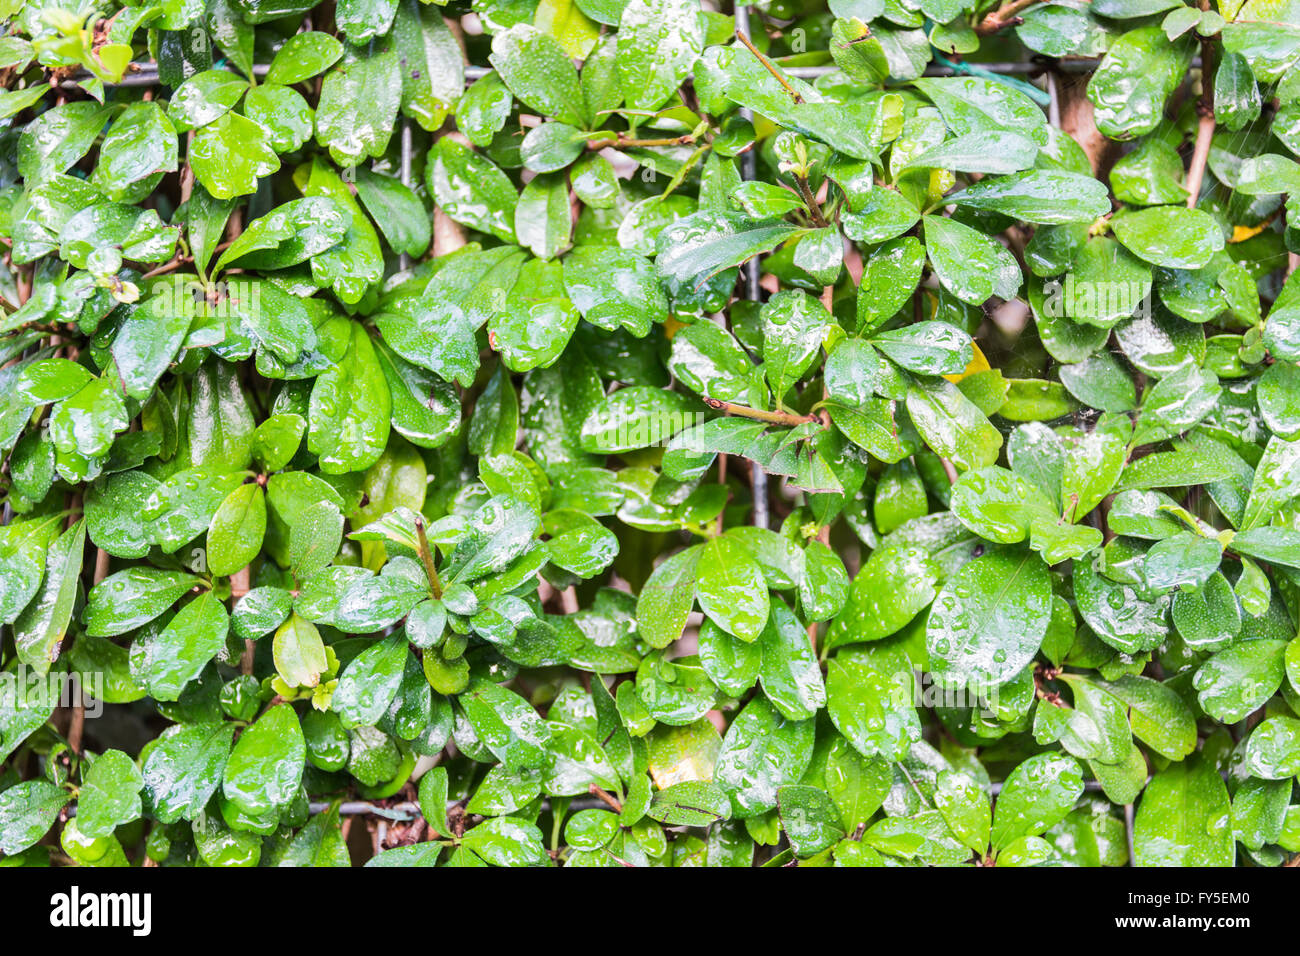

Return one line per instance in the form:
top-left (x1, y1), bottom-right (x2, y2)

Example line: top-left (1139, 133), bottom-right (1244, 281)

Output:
top-left (587, 133), bottom-right (696, 150)
top-left (179, 131), bottom-right (194, 206)
top-left (588, 784), bottom-right (623, 813)
top-left (1185, 2), bottom-right (1217, 208)
top-left (703, 396), bottom-right (818, 426)
top-left (735, 30), bottom-right (803, 104)
top-left (231, 566), bottom-right (253, 674)
top-left (976, 0), bottom-right (1040, 34)
top-left (414, 517), bottom-right (444, 599)
top-left (795, 175), bottom-right (830, 228)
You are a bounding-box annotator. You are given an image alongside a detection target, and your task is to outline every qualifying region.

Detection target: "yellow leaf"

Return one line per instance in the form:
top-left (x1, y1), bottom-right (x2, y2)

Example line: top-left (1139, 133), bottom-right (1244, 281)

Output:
top-left (1230, 222), bottom-right (1268, 243)
top-left (943, 340), bottom-right (991, 383)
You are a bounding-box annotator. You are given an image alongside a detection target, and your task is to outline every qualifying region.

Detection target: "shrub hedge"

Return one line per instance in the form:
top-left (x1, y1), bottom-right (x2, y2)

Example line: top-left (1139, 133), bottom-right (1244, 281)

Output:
top-left (1, 0), bottom-right (1300, 867)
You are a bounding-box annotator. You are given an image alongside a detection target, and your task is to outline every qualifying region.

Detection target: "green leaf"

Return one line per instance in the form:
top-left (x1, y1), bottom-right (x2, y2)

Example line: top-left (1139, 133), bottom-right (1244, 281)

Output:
top-left (333, 633), bottom-right (409, 727)
top-left (1087, 26), bottom-right (1193, 141)
top-left (13, 519), bottom-right (85, 673)
top-left (1143, 531), bottom-right (1223, 592)
top-left (85, 568), bottom-right (201, 637)
top-left (906, 378), bottom-right (1003, 471)
top-left (1243, 716), bottom-right (1300, 780)
top-left (273, 613), bottom-right (329, 690)
top-left (695, 536), bottom-right (769, 642)
top-left (1112, 206), bottom-right (1226, 270)
top-left (142, 722), bottom-right (234, 823)
top-left (667, 320), bottom-right (754, 402)
top-left (927, 549), bottom-right (1052, 689)
top-left (826, 642), bottom-right (921, 761)
top-left (699, 619), bottom-right (762, 697)
top-left (281, 804), bottom-right (352, 866)
top-left (77, 750), bottom-right (144, 839)
top-left (757, 600), bottom-right (825, 720)
top-left (655, 211), bottom-right (803, 289)
top-left (648, 780), bottom-right (731, 827)
top-left (426, 137), bottom-right (518, 243)
top-left (1231, 527), bottom-right (1300, 570)
top-left (825, 545), bottom-right (939, 650)
top-left (842, 188), bottom-right (921, 244)
top-left (94, 102), bottom-right (179, 197)
top-left (617, 0), bottom-right (705, 111)
top-left (778, 784), bottom-right (846, 857)
top-left (222, 703), bottom-right (306, 816)
top-left (207, 482), bottom-right (266, 578)
top-left (308, 321), bottom-right (391, 474)
top-left (1073, 556), bottom-right (1170, 654)
top-left (1242, 435), bottom-right (1300, 531)
top-left (214, 197), bottom-right (348, 276)
top-left (856, 237), bottom-right (926, 335)
top-left (715, 697), bottom-right (814, 818)
top-left (991, 752), bottom-right (1083, 851)
top-left (871, 321), bottom-right (973, 376)
top-left (265, 31), bottom-right (344, 85)
top-left (457, 72), bottom-right (514, 147)
top-left (541, 721), bottom-right (620, 796)
top-left (1096, 675), bottom-right (1196, 761)
top-left (461, 817), bottom-right (549, 867)
top-left (242, 84), bottom-right (314, 152)
top-left (922, 215), bottom-right (1022, 305)
top-left (289, 499), bottom-right (345, 579)
top-left (1258, 362), bottom-right (1300, 439)
top-left (581, 387), bottom-right (698, 453)
top-left (315, 47), bottom-right (402, 167)
top-left (488, 262), bottom-right (579, 370)
top-left (904, 131), bottom-right (1038, 175)
top-left (19, 102), bottom-right (115, 182)
top-left (761, 289), bottom-right (833, 400)
top-left (1133, 756), bottom-right (1234, 866)
top-left (460, 677), bottom-right (553, 772)
top-left (417, 765), bottom-right (452, 836)
top-left (168, 70), bottom-right (248, 131)
top-left (391, 0), bottom-right (462, 130)
top-left (1193, 639), bottom-right (1288, 723)
top-left (0, 780), bottom-right (69, 855)
top-left (950, 466), bottom-right (1056, 543)
top-left (934, 770), bottom-right (991, 855)
top-left (490, 23), bottom-right (587, 127)
top-left (133, 588), bottom-right (230, 701)
top-left (914, 76), bottom-right (1049, 146)
top-left (189, 112), bottom-right (279, 200)
top-left (949, 170), bottom-right (1111, 224)
top-left (865, 810), bottom-right (969, 865)
top-left (564, 247), bottom-right (669, 336)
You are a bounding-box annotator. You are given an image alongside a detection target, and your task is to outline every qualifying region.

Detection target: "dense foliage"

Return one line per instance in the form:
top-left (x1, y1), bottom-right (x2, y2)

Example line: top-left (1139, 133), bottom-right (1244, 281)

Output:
top-left (1, 0), bottom-right (1300, 869)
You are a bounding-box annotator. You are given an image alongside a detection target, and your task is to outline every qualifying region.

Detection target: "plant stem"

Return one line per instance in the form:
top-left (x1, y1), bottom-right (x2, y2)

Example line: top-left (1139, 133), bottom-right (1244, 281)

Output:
top-left (795, 175), bottom-right (830, 227)
top-left (588, 133), bottom-right (696, 150)
top-left (703, 396), bottom-right (819, 426)
top-left (414, 517), bottom-right (444, 599)
top-left (588, 784), bottom-right (623, 813)
top-left (1185, 3), bottom-right (1217, 208)
top-left (976, 0), bottom-right (1040, 34)
top-left (734, 30), bottom-right (803, 103)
